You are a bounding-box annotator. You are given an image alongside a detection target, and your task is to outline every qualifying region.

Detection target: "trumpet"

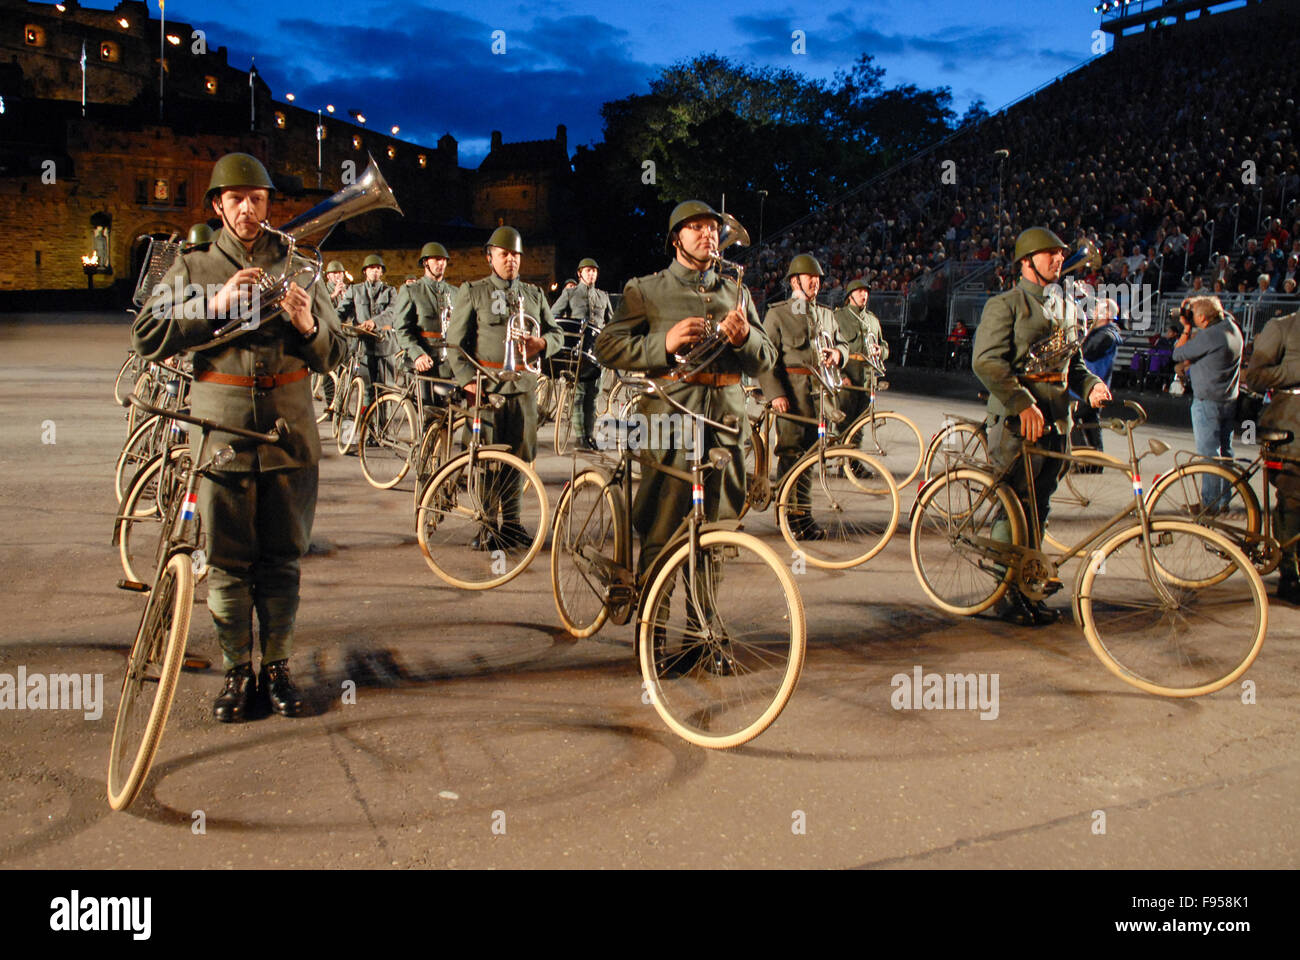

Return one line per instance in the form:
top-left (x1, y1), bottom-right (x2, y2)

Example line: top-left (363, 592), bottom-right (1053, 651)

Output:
top-left (671, 212), bottom-right (752, 378)
top-left (501, 295), bottom-right (542, 381)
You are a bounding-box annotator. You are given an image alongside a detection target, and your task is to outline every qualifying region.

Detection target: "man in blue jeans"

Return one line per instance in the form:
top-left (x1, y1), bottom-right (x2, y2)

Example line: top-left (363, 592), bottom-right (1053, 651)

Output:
top-left (1172, 296), bottom-right (1243, 507)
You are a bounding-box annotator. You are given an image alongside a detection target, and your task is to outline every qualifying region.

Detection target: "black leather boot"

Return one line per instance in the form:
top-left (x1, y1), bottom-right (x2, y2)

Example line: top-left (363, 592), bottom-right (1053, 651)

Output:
top-left (213, 664), bottom-right (257, 723)
top-left (260, 659), bottom-right (306, 717)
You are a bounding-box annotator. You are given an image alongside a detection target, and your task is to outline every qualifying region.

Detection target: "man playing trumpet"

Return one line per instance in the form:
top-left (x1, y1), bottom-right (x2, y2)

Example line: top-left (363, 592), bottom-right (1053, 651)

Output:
top-left (833, 278), bottom-right (887, 430)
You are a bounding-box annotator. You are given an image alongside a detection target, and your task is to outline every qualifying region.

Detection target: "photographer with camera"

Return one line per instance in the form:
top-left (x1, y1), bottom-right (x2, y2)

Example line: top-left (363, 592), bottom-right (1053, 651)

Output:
top-left (1172, 295), bottom-right (1243, 509)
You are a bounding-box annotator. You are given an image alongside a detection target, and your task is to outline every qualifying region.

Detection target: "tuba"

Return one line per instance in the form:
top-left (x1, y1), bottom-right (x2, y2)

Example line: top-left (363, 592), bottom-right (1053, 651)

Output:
top-left (501, 294), bottom-right (543, 381)
top-left (200, 155), bottom-right (403, 349)
top-left (671, 212), bottom-right (752, 378)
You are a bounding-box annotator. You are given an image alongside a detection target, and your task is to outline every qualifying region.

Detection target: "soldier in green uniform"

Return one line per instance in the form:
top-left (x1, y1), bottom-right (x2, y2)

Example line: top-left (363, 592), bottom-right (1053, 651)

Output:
top-left (182, 223), bottom-right (215, 252)
top-left (550, 257), bottom-right (613, 449)
top-left (972, 226), bottom-right (1110, 625)
top-left (132, 153), bottom-right (346, 720)
top-left (595, 201), bottom-right (776, 577)
top-left (756, 254), bottom-right (849, 540)
top-left (833, 278), bottom-right (887, 429)
top-left (339, 254), bottom-right (397, 406)
top-left (394, 242), bottom-right (457, 388)
top-left (1244, 308), bottom-right (1300, 603)
top-left (320, 259), bottom-right (349, 412)
top-left (446, 226), bottom-right (564, 545)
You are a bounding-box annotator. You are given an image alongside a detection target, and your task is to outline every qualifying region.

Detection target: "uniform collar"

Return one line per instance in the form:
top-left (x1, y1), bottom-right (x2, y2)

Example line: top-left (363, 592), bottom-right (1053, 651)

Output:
top-left (1017, 277), bottom-right (1046, 303)
top-left (215, 225), bottom-right (280, 266)
top-left (668, 259), bottom-right (718, 289)
top-left (488, 273), bottom-right (519, 293)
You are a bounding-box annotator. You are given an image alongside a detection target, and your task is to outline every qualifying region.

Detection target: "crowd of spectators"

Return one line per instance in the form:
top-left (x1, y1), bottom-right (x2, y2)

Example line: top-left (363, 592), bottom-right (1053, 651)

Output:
top-left (749, 6), bottom-right (1300, 335)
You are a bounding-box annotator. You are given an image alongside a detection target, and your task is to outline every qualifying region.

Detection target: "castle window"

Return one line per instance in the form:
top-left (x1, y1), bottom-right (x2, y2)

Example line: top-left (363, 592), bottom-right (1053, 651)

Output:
top-left (274, 112), bottom-right (286, 129)
top-left (25, 25), bottom-right (46, 47)
top-left (174, 180), bottom-right (187, 207)
top-left (135, 179), bottom-right (148, 204)
top-left (204, 76), bottom-right (218, 94)
top-left (100, 41), bottom-right (119, 62)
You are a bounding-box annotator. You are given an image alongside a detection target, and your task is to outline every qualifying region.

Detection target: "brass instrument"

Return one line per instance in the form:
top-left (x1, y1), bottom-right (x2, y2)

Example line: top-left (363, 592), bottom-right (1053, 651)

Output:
top-left (200, 155), bottom-right (403, 350)
top-left (863, 330), bottom-right (886, 377)
top-left (437, 298), bottom-right (451, 362)
top-left (1021, 239), bottom-right (1100, 380)
top-left (671, 212), bottom-right (752, 377)
top-left (502, 295), bottom-right (543, 381)
top-left (813, 328), bottom-right (842, 396)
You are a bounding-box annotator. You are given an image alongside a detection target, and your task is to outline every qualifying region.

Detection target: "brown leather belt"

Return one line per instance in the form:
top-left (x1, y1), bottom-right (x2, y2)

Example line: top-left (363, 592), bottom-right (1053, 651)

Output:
top-left (479, 360), bottom-right (504, 369)
top-left (657, 371), bottom-right (742, 387)
top-left (785, 366), bottom-right (816, 376)
top-left (1021, 372), bottom-right (1065, 383)
top-left (419, 332), bottom-right (445, 340)
top-left (848, 353), bottom-right (869, 362)
top-left (196, 369), bottom-right (311, 389)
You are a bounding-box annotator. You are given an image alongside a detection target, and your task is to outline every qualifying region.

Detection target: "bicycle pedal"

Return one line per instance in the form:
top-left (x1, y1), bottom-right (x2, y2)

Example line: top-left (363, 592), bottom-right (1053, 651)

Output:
top-left (117, 579), bottom-right (149, 593)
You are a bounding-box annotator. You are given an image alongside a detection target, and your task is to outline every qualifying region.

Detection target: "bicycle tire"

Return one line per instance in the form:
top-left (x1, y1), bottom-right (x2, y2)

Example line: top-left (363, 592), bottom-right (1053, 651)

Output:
top-left (115, 414), bottom-right (169, 504)
top-left (551, 468), bottom-right (625, 637)
top-left (922, 420), bottom-right (988, 480)
top-left (555, 382), bottom-right (575, 456)
top-left (336, 376), bottom-right (365, 455)
top-left (841, 410), bottom-right (924, 488)
top-left (118, 448), bottom-right (190, 584)
top-left (113, 354), bottom-right (140, 407)
top-left (638, 530), bottom-right (806, 749)
top-left (1078, 520), bottom-right (1266, 697)
top-left (775, 448), bottom-right (899, 569)
top-left (107, 551), bottom-right (193, 810)
top-left (1144, 462), bottom-right (1265, 573)
top-left (417, 449), bottom-right (548, 590)
top-left (358, 394), bottom-right (418, 489)
top-left (910, 467), bottom-right (1027, 615)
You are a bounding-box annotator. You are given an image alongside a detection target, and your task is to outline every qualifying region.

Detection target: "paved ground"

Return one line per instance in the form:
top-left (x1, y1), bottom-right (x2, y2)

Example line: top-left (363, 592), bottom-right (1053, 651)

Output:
top-left (0, 317), bottom-right (1296, 869)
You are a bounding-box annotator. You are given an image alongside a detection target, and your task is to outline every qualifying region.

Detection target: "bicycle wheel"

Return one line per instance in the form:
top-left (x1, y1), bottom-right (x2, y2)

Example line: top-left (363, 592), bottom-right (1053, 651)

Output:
top-left (736, 428), bottom-right (770, 520)
top-left (1077, 520), bottom-right (1266, 697)
top-left (411, 410), bottom-right (463, 515)
top-left (1042, 449), bottom-right (1130, 554)
top-left (113, 354), bottom-right (140, 406)
top-left (639, 530), bottom-right (806, 749)
top-left (551, 468), bottom-right (625, 637)
top-left (107, 550), bottom-right (193, 810)
top-left (115, 414), bottom-right (170, 504)
top-left (536, 374), bottom-right (557, 424)
top-left (1144, 462), bottom-right (1265, 572)
top-left (555, 382), bottom-right (575, 456)
top-left (319, 371), bottom-right (341, 425)
top-left (417, 449), bottom-right (548, 589)
top-left (125, 371), bottom-right (157, 435)
top-left (922, 420), bottom-right (988, 480)
top-left (775, 448), bottom-right (899, 569)
top-left (336, 376), bottom-right (365, 455)
top-left (358, 394), bottom-right (418, 489)
top-left (118, 448), bottom-right (189, 584)
top-left (841, 410), bottom-right (924, 488)
top-left (910, 467), bottom-right (1026, 615)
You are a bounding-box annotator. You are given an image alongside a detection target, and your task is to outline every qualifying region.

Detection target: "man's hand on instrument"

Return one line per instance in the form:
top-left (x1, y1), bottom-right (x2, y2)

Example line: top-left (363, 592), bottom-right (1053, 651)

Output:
top-left (771, 396), bottom-right (790, 414)
top-left (665, 316), bottom-right (709, 354)
top-left (359, 319), bottom-right (376, 333)
top-left (208, 267), bottom-right (263, 321)
top-left (282, 281), bottom-right (314, 335)
top-left (820, 346), bottom-right (842, 366)
top-left (719, 308), bottom-right (748, 346)
top-left (1088, 382), bottom-right (1112, 408)
top-left (414, 354), bottom-right (433, 373)
top-left (523, 335), bottom-right (546, 360)
top-left (1018, 404), bottom-right (1046, 443)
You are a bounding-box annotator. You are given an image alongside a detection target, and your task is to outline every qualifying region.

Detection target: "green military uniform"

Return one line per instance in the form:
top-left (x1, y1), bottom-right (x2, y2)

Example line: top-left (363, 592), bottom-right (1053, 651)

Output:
top-left (339, 277), bottom-right (397, 402)
top-left (551, 277), bottom-right (613, 442)
top-left (972, 276), bottom-right (1101, 546)
top-left (757, 294), bottom-right (848, 526)
top-left (393, 274), bottom-right (457, 382)
top-left (1243, 310), bottom-right (1300, 594)
top-left (446, 272), bottom-right (564, 459)
top-left (595, 260), bottom-right (776, 576)
top-left (131, 227), bottom-right (346, 670)
top-left (833, 294), bottom-right (888, 429)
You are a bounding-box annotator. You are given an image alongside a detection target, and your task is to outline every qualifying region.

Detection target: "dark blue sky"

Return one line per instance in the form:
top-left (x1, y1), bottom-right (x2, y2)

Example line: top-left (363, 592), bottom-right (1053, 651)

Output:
top-left (126, 0), bottom-right (1105, 165)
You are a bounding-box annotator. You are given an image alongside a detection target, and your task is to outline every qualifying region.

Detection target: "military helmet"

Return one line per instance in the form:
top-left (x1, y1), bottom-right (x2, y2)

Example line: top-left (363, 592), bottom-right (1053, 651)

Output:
top-left (362, 254), bottom-right (386, 270)
top-left (1013, 227), bottom-right (1067, 263)
top-left (665, 200), bottom-right (723, 251)
top-left (325, 260), bottom-right (347, 274)
top-left (204, 153), bottom-right (275, 207)
top-left (577, 257), bottom-right (599, 271)
top-left (419, 242), bottom-right (450, 262)
top-left (844, 278), bottom-right (870, 297)
top-left (183, 223), bottom-right (214, 250)
top-left (486, 226), bottom-right (523, 254)
top-left (786, 253), bottom-right (825, 279)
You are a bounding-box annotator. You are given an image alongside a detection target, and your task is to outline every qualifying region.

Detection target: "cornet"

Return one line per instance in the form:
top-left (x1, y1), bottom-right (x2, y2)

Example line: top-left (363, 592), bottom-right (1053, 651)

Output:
top-left (501, 295), bottom-right (543, 381)
top-left (672, 212), bottom-right (752, 378)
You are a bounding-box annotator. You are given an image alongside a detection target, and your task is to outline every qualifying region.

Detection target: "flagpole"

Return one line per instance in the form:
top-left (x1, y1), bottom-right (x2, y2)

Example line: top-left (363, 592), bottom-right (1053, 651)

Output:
top-left (80, 40), bottom-right (86, 117)
top-left (249, 58), bottom-right (255, 131)
top-left (158, 1), bottom-right (165, 121)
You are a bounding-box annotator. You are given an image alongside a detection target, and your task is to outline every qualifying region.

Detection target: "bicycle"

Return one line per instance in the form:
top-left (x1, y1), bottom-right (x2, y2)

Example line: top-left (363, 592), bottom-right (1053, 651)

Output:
top-left (550, 376), bottom-right (806, 748)
top-left (922, 406), bottom-right (1128, 554)
top-left (107, 393), bottom-right (287, 810)
top-left (738, 383), bottom-right (900, 569)
top-left (909, 400), bottom-right (1267, 697)
top-left (1143, 428), bottom-right (1300, 575)
top-left (114, 362), bottom-right (193, 503)
top-left (113, 350), bottom-right (145, 407)
top-left (414, 354), bottom-right (548, 590)
top-left (332, 323), bottom-right (382, 455)
top-left (836, 371), bottom-right (924, 489)
top-left (357, 369), bottom-right (463, 491)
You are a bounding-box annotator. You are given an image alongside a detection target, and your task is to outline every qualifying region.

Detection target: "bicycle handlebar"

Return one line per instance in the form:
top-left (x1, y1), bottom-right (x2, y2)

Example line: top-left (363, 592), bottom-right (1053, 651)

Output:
top-left (123, 392), bottom-right (287, 445)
